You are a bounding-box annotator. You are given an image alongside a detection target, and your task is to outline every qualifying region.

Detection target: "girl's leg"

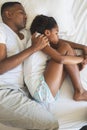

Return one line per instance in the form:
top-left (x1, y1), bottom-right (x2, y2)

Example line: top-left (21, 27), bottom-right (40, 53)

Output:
top-left (44, 43), bottom-right (69, 97)
top-left (65, 63), bottom-right (87, 101)
top-left (61, 43), bottom-right (87, 101)
top-left (44, 60), bottom-right (66, 97)
top-left (44, 41), bottom-right (87, 101)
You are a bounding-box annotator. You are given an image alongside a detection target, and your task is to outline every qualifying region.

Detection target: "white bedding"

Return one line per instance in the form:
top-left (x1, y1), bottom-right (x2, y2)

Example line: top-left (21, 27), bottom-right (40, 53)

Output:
top-left (0, 0), bottom-right (87, 130)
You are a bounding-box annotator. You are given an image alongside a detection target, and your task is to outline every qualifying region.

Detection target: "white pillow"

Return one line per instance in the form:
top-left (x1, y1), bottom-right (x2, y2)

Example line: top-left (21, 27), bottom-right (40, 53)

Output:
top-left (0, 0), bottom-right (75, 36)
top-left (47, 0), bottom-right (75, 36)
top-left (21, 0), bottom-right (75, 36)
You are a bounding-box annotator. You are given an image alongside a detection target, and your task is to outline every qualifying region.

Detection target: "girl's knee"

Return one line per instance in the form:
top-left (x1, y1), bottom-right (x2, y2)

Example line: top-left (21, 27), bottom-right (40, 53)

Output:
top-left (62, 43), bottom-right (72, 51)
top-left (57, 42), bottom-right (75, 56)
top-left (65, 44), bottom-right (75, 56)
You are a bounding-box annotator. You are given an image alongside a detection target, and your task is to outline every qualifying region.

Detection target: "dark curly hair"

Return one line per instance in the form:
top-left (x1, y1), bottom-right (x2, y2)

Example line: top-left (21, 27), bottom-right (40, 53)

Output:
top-left (30, 15), bottom-right (57, 35)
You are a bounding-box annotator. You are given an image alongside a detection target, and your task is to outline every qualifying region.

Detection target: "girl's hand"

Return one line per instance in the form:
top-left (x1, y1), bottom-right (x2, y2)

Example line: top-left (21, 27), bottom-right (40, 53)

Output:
top-left (79, 55), bottom-right (87, 71)
top-left (78, 46), bottom-right (87, 70)
top-left (83, 46), bottom-right (87, 55)
top-left (83, 55), bottom-right (87, 65)
top-left (82, 45), bottom-right (87, 65)
top-left (78, 62), bottom-right (85, 71)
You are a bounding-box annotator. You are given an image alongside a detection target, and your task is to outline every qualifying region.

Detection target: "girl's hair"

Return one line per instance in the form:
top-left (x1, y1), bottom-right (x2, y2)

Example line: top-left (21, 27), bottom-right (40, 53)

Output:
top-left (30, 15), bottom-right (57, 34)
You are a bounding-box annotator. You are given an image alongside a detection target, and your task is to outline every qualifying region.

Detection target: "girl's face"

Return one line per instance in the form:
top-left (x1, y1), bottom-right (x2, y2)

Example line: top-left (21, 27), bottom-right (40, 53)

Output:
top-left (45, 26), bottom-right (59, 44)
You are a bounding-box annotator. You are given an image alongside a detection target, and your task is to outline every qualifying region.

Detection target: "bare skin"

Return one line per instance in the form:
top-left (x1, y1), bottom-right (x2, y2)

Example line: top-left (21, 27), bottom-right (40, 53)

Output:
top-left (44, 41), bottom-right (87, 101)
top-left (42, 27), bottom-right (87, 101)
top-left (2, 3), bottom-right (87, 102)
top-left (0, 4), bottom-right (49, 74)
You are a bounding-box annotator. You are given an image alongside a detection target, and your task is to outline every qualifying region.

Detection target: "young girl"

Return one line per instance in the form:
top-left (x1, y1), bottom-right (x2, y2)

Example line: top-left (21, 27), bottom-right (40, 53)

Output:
top-left (24, 15), bottom-right (87, 106)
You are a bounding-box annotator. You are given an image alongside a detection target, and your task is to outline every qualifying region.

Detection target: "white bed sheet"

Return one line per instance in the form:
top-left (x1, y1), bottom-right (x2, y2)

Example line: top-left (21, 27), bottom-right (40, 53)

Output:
top-left (0, 0), bottom-right (87, 130)
top-left (51, 0), bottom-right (87, 129)
top-left (52, 0), bottom-right (87, 129)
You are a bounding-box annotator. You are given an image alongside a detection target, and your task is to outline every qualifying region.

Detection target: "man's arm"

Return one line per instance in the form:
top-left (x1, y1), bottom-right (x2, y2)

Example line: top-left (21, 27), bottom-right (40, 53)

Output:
top-left (0, 34), bottom-right (48, 74)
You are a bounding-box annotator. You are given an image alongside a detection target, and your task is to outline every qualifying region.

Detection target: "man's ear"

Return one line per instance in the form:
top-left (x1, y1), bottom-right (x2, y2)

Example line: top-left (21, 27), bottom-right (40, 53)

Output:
top-left (5, 11), bottom-right (13, 19)
top-left (44, 30), bottom-right (51, 36)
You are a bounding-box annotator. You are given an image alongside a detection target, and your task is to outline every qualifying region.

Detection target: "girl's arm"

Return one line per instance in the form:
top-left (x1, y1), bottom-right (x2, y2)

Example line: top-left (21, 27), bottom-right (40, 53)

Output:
top-left (59, 39), bottom-right (87, 55)
top-left (42, 45), bottom-right (84, 64)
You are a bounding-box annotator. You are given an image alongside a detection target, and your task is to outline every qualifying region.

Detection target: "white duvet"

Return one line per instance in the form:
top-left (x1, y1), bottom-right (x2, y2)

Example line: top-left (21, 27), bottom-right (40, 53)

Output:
top-left (0, 0), bottom-right (87, 130)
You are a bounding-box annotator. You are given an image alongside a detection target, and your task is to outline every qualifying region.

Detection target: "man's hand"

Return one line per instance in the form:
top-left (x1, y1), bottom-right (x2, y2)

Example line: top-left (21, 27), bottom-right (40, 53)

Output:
top-left (31, 33), bottom-right (49, 52)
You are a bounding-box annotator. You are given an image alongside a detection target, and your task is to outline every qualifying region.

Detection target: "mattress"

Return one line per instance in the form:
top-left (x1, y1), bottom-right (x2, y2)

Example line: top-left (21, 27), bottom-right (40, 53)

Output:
top-left (0, 0), bottom-right (87, 130)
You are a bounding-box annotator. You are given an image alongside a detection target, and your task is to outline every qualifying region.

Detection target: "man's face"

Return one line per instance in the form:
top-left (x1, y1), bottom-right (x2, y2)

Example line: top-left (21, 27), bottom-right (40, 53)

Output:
top-left (9, 4), bottom-right (27, 30)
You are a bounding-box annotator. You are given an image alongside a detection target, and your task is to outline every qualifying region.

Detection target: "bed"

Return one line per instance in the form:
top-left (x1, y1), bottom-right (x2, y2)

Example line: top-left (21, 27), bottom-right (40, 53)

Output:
top-left (0, 0), bottom-right (87, 130)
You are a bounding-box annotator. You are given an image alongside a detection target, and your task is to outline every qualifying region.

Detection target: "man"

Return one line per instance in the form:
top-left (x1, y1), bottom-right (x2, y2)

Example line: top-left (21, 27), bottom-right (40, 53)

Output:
top-left (0, 2), bottom-right (58, 130)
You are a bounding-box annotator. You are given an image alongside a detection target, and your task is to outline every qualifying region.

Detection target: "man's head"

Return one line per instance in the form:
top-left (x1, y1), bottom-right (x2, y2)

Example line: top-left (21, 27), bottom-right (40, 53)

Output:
top-left (1, 2), bottom-right (27, 31)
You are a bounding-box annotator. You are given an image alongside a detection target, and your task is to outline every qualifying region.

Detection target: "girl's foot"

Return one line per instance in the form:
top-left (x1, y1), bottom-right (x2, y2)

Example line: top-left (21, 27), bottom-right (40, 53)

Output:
top-left (73, 90), bottom-right (87, 101)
